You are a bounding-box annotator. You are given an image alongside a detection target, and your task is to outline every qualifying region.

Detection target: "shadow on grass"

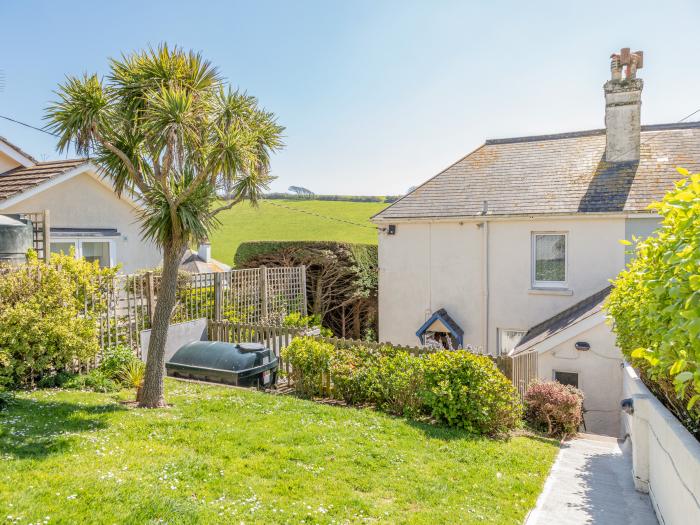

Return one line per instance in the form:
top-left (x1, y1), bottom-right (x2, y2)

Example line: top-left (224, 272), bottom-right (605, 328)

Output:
top-left (0, 396), bottom-right (126, 460)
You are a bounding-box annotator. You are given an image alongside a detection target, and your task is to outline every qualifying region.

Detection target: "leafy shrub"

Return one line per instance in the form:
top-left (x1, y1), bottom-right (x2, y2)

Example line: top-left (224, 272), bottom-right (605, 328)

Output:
top-left (330, 345), bottom-right (383, 405)
top-left (36, 371), bottom-right (77, 389)
top-left (330, 345), bottom-right (424, 416)
top-left (99, 345), bottom-right (139, 381)
top-left (373, 351), bottom-right (424, 416)
top-left (607, 168), bottom-right (700, 424)
top-left (0, 251), bottom-right (116, 388)
top-left (63, 370), bottom-right (120, 393)
top-left (0, 389), bottom-right (13, 411)
top-left (283, 312), bottom-right (333, 337)
top-left (525, 380), bottom-right (584, 438)
top-left (281, 337), bottom-right (335, 398)
top-left (420, 351), bottom-right (522, 435)
top-left (119, 360), bottom-right (146, 401)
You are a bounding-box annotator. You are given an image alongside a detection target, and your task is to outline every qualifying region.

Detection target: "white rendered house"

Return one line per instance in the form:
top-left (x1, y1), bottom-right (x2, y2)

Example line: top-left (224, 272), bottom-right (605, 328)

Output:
top-left (372, 49), bottom-right (700, 435)
top-left (0, 137), bottom-right (162, 273)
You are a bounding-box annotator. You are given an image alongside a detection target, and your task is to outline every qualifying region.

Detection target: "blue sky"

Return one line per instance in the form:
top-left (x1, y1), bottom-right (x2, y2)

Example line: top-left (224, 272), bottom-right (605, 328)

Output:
top-left (1, 0), bottom-right (699, 194)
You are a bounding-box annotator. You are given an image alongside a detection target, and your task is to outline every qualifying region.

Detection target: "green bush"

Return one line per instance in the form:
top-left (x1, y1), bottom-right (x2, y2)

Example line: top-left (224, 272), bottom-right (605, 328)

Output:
top-left (36, 371), bottom-right (77, 389)
top-left (63, 370), bottom-right (120, 393)
top-left (281, 337), bottom-right (335, 398)
top-left (330, 345), bottom-right (383, 405)
top-left (283, 312), bottom-right (333, 337)
top-left (330, 345), bottom-right (424, 416)
top-left (0, 389), bottom-right (13, 411)
top-left (0, 251), bottom-right (117, 388)
top-left (99, 345), bottom-right (139, 381)
top-left (420, 351), bottom-right (522, 435)
top-left (607, 168), bottom-right (700, 423)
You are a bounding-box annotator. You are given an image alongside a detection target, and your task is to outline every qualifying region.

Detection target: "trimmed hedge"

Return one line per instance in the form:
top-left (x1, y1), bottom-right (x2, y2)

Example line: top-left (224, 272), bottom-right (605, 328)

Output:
top-left (607, 168), bottom-right (700, 434)
top-left (282, 337), bottom-right (522, 435)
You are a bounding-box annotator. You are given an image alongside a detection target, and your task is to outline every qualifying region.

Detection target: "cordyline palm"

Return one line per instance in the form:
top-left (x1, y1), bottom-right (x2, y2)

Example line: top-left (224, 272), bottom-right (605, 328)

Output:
top-left (45, 45), bottom-right (284, 407)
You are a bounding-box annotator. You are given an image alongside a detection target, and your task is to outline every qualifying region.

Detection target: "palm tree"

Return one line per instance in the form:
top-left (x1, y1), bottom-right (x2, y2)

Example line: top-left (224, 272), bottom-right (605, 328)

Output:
top-left (46, 45), bottom-right (284, 407)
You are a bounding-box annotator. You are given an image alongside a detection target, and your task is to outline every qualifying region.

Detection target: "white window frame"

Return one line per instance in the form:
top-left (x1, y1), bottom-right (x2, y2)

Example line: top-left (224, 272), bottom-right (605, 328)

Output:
top-left (531, 232), bottom-right (568, 289)
top-left (50, 238), bottom-right (116, 268)
top-left (497, 328), bottom-right (527, 356)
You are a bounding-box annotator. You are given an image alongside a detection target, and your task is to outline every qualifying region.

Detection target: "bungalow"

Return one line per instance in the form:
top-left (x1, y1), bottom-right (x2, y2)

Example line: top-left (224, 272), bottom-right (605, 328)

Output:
top-left (372, 48), bottom-right (700, 435)
top-left (0, 138), bottom-right (229, 274)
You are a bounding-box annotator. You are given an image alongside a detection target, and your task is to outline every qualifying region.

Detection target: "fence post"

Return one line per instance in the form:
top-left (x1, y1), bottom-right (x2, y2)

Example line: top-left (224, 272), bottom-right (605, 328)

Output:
top-left (214, 272), bottom-right (223, 322)
top-left (43, 209), bottom-right (51, 263)
top-left (145, 271), bottom-right (155, 322)
top-left (300, 265), bottom-right (308, 316)
top-left (260, 266), bottom-right (268, 321)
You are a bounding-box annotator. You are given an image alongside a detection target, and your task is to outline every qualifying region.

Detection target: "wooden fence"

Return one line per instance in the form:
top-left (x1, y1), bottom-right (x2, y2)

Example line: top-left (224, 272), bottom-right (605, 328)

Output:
top-left (511, 351), bottom-right (539, 397)
top-left (207, 320), bottom-right (522, 390)
top-left (95, 265), bottom-right (307, 353)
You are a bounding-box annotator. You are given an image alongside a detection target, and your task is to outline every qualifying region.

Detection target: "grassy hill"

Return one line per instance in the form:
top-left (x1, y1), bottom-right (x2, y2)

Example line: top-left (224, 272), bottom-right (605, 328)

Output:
top-left (209, 199), bottom-right (388, 265)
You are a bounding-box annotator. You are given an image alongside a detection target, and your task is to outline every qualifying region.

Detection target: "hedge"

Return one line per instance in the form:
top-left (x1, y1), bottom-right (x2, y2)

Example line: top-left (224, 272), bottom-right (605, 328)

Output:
top-left (282, 337), bottom-right (522, 436)
top-left (607, 168), bottom-right (700, 434)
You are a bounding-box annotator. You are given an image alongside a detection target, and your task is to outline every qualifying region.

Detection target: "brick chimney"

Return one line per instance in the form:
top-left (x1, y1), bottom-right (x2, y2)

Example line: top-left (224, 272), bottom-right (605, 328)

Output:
top-left (604, 48), bottom-right (644, 162)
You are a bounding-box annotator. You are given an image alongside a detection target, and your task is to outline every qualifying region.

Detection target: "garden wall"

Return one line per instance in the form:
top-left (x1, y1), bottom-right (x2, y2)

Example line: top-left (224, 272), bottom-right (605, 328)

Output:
top-left (622, 363), bottom-right (700, 524)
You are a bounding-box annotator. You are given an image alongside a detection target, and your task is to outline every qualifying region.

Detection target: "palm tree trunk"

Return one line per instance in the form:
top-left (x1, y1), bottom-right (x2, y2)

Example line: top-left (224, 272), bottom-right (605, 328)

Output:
top-left (139, 242), bottom-right (185, 408)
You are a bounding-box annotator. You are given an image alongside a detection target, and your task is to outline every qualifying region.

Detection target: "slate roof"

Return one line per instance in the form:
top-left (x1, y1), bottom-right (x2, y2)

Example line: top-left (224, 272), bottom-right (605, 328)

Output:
top-left (512, 286), bottom-right (612, 355)
top-left (373, 122), bottom-right (700, 220)
top-left (180, 249), bottom-right (231, 274)
top-left (0, 159), bottom-right (87, 201)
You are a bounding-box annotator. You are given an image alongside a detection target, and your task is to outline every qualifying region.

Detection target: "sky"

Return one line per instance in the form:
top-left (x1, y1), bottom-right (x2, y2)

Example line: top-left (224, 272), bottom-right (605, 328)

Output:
top-left (1, 0), bottom-right (700, 195)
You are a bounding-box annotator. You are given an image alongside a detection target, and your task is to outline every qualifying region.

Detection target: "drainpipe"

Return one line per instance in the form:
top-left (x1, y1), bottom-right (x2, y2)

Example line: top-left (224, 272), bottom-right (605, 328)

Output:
top-left (480, 201), bottom-right (490, 353)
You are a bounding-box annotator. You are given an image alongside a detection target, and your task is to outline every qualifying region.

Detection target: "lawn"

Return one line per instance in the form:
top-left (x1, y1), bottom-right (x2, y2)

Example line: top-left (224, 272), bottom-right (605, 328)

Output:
top-left (209, 199), bottom-right (388, 265)
top-left (0, 381), bottom-right (557, 524)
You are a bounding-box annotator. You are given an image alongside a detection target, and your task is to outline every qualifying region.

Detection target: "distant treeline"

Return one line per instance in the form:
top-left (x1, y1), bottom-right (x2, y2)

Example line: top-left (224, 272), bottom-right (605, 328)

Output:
top-left (264, 193), bottom-right (402, 203)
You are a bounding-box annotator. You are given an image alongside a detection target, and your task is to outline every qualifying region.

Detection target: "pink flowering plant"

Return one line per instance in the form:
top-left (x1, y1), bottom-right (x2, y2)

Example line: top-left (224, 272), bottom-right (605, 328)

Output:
top-left (524, 380), bottom-right (584, 438)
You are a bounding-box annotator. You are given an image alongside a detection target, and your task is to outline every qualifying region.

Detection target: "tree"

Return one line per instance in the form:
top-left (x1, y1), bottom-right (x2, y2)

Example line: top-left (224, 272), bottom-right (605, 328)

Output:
top-left (46, 45), bottom-right (284, 407)
top-left (288, 185), bottom-right (314, 198)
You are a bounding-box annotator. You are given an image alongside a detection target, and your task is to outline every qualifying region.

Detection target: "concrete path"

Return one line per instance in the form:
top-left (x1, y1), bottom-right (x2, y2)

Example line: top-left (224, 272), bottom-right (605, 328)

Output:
top-left (526, 434), bottom-right (657, 525)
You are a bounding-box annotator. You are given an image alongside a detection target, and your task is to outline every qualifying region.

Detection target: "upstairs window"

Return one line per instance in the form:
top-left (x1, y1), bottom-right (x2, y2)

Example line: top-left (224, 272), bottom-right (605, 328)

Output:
top-left (532, 233), bottom-right (567, 287)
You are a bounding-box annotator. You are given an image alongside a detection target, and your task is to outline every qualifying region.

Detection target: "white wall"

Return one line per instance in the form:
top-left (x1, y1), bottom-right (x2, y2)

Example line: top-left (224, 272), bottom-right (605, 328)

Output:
top-left (622, 364), bottom-right (700, 525)
top-left (0, 150), bottom-right (21, 173)
top-left (0, 171), bottom-right (161, 273)
top-left (378, 222), bottom-right (483, 346)
top-left (537, 321), bottom-right (623, 436)
top-left (378, 216), bottom-right (626, 352)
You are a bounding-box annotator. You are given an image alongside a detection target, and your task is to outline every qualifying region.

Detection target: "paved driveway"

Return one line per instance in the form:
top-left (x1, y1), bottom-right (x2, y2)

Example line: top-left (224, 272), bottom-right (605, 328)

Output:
top-left (526, 434), bottom-right (657, 525)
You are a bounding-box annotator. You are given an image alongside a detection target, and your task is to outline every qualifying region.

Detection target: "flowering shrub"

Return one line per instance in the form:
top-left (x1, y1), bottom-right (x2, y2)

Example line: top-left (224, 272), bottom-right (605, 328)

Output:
top-left (524, 380), bottom-right (584, 438)
top-left (420, 351), bottom-right (522, 435)
top-left (0, 251), bottom-right (116, 388)
top-left (607, 168), bottom-right (700, 424)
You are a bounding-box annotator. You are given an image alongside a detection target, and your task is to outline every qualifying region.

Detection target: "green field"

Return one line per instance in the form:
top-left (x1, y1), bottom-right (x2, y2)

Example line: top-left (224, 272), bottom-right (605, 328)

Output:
top-left (0, 381), bottom-right (558, 524)
top-left (209, 199), bottom-right (388, 265)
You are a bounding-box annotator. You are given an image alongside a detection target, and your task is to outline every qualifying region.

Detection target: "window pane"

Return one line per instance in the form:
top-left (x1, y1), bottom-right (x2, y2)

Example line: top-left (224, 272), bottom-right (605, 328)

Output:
top-left (82, 241), bottom-right (111, 267)
top-left (554, 371), bottom-right (579, 388)
top-left (498, 329), bottom-right (526, 355)
top-left (535, 234), bottom-right (566, 282)
top-left (50, 242), bottom-right (76, 256)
